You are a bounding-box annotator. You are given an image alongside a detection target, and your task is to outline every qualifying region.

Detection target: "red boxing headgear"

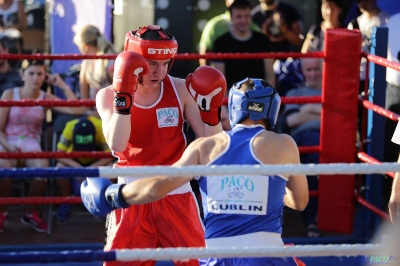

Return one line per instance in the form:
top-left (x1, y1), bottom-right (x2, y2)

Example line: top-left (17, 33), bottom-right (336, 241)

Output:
top-left (124, 25), bottom-right (178, 73)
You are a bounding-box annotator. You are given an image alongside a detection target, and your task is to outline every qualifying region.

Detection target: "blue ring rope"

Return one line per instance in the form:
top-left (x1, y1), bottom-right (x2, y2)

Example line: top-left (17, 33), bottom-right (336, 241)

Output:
top-left (0, 250), bottom-right (116, 263)
top-left (0, 167), bottom-right (100, 179)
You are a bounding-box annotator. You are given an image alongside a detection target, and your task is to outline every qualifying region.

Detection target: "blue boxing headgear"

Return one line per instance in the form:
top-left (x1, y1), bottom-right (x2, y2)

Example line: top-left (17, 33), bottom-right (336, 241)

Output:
top-left (228, 78), bottom-right (281, 130)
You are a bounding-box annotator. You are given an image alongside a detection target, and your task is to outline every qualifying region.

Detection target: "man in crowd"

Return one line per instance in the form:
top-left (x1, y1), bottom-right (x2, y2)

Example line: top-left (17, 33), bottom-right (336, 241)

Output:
top-left (251, 0), bottom-right (304, 52)
top-left (211, 0), bottom-right (275, 90)
top-left (198, 0), bottom-right (260, 66)
top-left (284, 58), bottom-right (323, 237)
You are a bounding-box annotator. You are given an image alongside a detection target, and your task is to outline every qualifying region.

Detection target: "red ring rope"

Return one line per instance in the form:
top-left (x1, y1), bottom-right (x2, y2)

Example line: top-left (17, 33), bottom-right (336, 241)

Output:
top-left (0, 96), bottom-right (322, 107)
top-left (0, 51), bottom-right (324, 61)
top-left (0, 151), bottom-right (112, 159)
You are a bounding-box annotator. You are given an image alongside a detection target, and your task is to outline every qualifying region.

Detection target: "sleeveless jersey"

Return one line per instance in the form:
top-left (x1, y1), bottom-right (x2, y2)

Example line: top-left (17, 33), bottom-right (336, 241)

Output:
top-left (198, 124), bottom-right (288, 239)
top-left (4, 88), bottom-right (45, 141)
top-left (0, 0), bottom-right (19, 28)
top-left (114, 75), bottom-right (186, 167)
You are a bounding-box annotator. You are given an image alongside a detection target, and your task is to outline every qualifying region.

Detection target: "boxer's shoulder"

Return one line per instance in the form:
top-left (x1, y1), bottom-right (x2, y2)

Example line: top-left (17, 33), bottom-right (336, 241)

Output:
top-left (254, 131), bottom-right (298, 161)
top-left (170, 76), bottom-right (185, 90)
top-left (97, 85), bottom-right (114, 98)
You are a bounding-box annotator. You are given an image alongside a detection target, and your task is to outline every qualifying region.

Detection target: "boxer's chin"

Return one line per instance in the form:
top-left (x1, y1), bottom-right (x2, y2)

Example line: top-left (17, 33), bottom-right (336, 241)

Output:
top-left (142, 79), bottom-right (161, 89)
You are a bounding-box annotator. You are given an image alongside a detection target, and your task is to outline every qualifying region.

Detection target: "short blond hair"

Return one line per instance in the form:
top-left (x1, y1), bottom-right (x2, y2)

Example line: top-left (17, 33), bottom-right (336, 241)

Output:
top-left (73, 24), bottom-right (115, 54)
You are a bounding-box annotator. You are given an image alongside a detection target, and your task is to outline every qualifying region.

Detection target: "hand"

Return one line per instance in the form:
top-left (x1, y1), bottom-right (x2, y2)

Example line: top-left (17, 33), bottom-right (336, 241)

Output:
top-left (113, 51), bottom-right (149, 115)
top-left (6, 144), bottom-right (19, 152)
top-left (46, 73), bottom-right (70, 91)
top-left (80, 178), bottom-right (130, 216)
top-left (388, 192), bottom-right (400, 224)
top-left (299, 104), bottom-right (322, 115)
top-left (262, 12), bottom-right (288, 42)
top-left (186, 66), bottom-right (226, 126)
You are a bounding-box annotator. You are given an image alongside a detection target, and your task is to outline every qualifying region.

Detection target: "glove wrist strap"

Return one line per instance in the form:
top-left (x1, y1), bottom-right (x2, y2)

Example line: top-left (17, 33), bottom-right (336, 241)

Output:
top-left (113, 92), bottom-right (133, 115)
top-left (105, 184), bottom-right (130, 209)
top-left (200, 107), bottom-right (221, 126)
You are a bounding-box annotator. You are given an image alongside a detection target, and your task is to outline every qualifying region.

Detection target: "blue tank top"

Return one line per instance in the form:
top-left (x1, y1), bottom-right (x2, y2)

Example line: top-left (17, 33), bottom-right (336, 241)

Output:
top-left (198, 124), bottom-right (288, 239)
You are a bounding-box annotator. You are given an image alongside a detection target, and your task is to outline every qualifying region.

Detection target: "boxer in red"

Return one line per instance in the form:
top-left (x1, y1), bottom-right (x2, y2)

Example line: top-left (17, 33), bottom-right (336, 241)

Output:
top-left (95, 25), bottom-right (226, 266)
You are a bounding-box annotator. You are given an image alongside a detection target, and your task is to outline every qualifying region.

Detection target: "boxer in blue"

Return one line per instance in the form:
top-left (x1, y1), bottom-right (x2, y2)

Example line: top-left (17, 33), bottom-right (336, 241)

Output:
top-left (82, 78), bottom-right (308, 266)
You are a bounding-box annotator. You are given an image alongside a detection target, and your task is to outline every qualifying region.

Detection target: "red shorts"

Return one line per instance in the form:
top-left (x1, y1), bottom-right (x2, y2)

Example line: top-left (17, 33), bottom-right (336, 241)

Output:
top-left (104, 192), bottom-right (205, 266)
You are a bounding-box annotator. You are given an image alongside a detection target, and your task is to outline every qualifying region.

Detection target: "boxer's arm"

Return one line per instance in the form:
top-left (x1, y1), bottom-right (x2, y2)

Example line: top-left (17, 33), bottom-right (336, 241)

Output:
top-left (389, 154), bottom-right (400, 224)
top-left (96, 87), bottom-right (131, 152)
top-left (122, 139), bottom-right (202, 204)
top-left (173, 77), bottom-right (223, 138)
top-left (280, 135), bottom-right (308, 210)
top-left (95, 51), bottom-right (148, 152)
top-left (263, 59), bottom-right (276, 88)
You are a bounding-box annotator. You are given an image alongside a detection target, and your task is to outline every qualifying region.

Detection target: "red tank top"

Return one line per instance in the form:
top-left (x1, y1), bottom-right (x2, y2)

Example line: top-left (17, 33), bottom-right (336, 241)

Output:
top-left (114, 75), bottom-right (186, 166)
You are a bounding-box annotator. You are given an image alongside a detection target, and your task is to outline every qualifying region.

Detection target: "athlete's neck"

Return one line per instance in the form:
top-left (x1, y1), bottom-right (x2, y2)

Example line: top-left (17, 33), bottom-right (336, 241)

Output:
top-left (134, 83), bottom-right (162, 106)
top-left (241, 119), bottom-right (266, 128)
top-left (231, 27), bottom-right (251, 39)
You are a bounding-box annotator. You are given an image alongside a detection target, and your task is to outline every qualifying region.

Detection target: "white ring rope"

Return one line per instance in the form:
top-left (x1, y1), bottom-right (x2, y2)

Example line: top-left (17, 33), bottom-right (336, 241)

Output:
top-left (99, 163), bottom-right (399, 178)
top-left (114, 244), bottom-right (385, 261)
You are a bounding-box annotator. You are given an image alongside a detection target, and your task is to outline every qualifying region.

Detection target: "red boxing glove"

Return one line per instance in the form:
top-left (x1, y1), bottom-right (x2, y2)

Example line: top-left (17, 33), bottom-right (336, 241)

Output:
top-left (186, 66), bottom-right (227, 126)
top-left (113, 51), bottom-right (149, 115)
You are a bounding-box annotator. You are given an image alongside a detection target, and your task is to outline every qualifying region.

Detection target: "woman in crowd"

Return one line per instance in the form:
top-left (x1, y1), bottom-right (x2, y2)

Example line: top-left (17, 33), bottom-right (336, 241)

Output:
top-left (0, 0), bottom-right (26, 31)
top-left (0, 59), bottom-right (83, 233)
top-left (73, 24), bottom-right (116, 117)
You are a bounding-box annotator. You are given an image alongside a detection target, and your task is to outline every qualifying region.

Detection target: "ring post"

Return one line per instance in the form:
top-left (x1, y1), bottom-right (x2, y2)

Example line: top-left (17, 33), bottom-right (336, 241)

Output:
top-left (319, 29), bottom-right (361, 234)
top-left (366, 26), bottom-right (388, 239)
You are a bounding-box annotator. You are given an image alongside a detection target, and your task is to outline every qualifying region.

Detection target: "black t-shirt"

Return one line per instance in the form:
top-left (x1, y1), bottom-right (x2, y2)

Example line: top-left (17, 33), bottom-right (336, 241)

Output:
top-left (0, 69), bottom-right (24, 97)
top-left (212, 31), bottom-right (272, 89)
top-left (251, 2), bottom-right (302, 52)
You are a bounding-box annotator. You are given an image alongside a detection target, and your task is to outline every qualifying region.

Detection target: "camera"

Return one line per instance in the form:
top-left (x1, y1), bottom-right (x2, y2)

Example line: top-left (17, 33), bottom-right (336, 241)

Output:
top-left (267, 20), bottom-right (282, 37)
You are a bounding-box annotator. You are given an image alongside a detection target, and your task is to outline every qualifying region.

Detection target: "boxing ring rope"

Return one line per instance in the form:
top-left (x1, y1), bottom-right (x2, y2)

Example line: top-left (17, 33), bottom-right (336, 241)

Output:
top-left (0, 147), bottom-right (319, 159)
top-left (358, 152), bottom-right (395, 178)
top-left (363, 52), bottom-right (400, 72)
top-left (352, 27), bottom-right (400, 235)
top-left (0, 51), bottom-right (325, 61)
top-left (6, 162), bottom-right (397, 206)
top-left (359, 96), bottom-right (400, 121)
top-left (356, 39), bottom-right (400, 173)
top-left (0, 95), bottom-right (323, 159)
top-left (0, 244), bottom-right (385, 264)
top-left (2, 163), bottom-right (400, 178)
top-left (0, 151), bottom-right (113, 159)
top-left (0, 197), bottom-right (82, 205)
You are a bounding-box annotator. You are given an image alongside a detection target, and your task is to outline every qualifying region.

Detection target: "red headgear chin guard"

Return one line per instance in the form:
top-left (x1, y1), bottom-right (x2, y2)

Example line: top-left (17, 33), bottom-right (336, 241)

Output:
top-left (124, 25), bottom-right (178, 74)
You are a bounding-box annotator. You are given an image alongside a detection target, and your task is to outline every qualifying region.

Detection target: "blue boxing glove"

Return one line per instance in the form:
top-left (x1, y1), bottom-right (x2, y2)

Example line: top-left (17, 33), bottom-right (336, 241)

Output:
top-left (80, 178), bottom-right (130, 216)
